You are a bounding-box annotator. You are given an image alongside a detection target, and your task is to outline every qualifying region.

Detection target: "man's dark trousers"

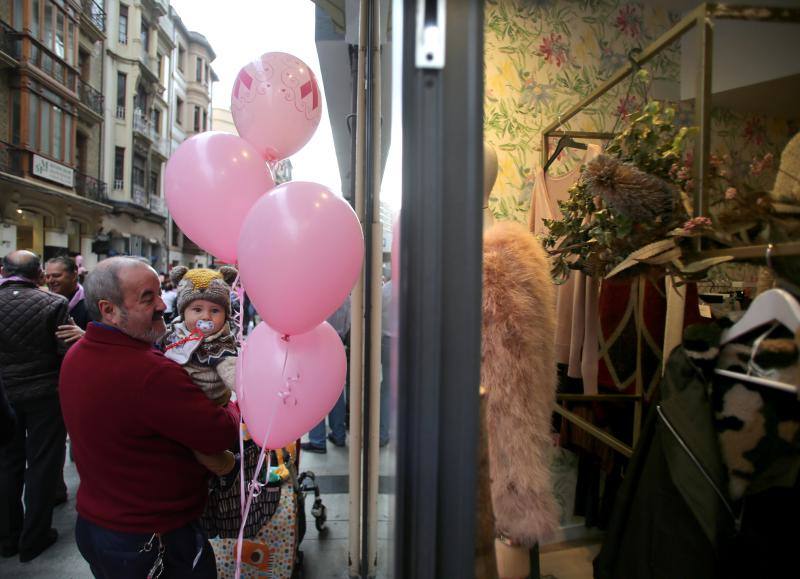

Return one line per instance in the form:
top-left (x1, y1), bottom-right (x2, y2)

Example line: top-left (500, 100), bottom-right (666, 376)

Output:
top-left (76, 516), bottom-right (217, 578)
top-left (0, 394), bottom-right (66, 555)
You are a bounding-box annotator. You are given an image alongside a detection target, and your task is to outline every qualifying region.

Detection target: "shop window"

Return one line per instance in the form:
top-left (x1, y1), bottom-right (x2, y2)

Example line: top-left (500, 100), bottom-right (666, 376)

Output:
top-left (114, 147), bottom-right (125, 188)
top-left (196, 57), bottom-right (203, 82)
top-left (119, 4), bottom-right (128, 44)
top-left (193, 106), bottom-right (200, 132)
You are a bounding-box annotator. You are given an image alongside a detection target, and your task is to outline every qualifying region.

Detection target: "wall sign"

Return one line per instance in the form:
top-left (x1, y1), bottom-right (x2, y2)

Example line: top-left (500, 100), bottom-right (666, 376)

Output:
top-left (32, 154), bottom-right (74, 188)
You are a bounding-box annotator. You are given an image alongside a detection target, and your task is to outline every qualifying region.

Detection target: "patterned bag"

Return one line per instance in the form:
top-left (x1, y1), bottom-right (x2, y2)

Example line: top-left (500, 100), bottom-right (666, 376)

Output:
top-left (201, 439), bottom-right (282, 539)
top-left (211, 483), bottom-right (299, 579)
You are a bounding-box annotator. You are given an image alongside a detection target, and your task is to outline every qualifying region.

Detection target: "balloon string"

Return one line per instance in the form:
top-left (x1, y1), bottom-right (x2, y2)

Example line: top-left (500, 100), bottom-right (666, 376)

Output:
top-left (234, 391), bottom-right (281, 579)
top-left (234, 341), bottom-right (286, 579)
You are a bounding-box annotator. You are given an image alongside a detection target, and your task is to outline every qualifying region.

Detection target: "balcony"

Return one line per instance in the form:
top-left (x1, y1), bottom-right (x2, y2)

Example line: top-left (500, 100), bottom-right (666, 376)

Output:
top-left (114, 178), bottom-right (124, 191)
top-left (0, 141), bottom-right (23, 176)
top-left (152, 134), bottom-right (170, 159)
top-left (149, 195), bottom-right (167, 216)
top-left (81, 0), bottom-right (106, 35)
top-left (116, 105), bottom-right (125, 120)
top-left (132, 184), bottom-right (148, 207)
top-left (74, 172), bottom-right (108, 203)
top-left (77, 78), bottom-right (104, 118)
top-left (132, 110), bottom-right (153, 141)
top-left (152, 0), bottom-right (169, 17)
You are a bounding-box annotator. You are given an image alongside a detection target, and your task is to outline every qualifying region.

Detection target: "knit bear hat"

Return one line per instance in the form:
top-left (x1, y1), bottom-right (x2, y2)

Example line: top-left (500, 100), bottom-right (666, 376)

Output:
top-left (170, 265), bottom-right (238, 317)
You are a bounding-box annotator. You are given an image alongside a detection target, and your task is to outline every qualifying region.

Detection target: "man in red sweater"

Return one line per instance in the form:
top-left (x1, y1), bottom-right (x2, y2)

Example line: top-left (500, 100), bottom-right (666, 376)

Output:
top-left (60, 257), bottom-right (239, 578)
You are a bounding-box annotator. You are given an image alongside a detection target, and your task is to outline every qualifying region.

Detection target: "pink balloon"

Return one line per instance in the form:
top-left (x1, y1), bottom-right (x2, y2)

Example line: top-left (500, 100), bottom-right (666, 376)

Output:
top-left (231, 52), bottom-right (322, 162)
top-left (238, 181), bottom-right (364, 336)
top-left (239, 321), bottom-right (346, 449)
top-left (165, 132), bottom-right (274, 263)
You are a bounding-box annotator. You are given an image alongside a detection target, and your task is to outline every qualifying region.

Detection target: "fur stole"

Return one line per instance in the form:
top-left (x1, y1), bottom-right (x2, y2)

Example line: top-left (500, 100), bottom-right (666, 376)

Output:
top-left (481, 221), bottom-right (559, 547)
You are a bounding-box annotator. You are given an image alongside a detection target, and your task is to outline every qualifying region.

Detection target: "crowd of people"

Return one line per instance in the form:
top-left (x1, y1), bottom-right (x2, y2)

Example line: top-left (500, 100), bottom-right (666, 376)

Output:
top-left (0, 249), bottom-right (392, 576)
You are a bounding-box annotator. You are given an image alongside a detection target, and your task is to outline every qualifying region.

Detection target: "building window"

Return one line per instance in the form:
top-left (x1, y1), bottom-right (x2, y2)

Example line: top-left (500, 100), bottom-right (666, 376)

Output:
top-left (178, 45), bottom-right (185, 72)
top-left (157, 53), bottom-right (163, 82)
top-left (141, 18), bottom-right (150, 53)
top-left (13, 0), bottom-right (23, 30)
top-left (132, 153), bottom-right (146, 191)
top-left (176, 97), bottom-right (184, 126)
top-left (151, 108), bottom-right (161, 135)
top-left (149, 171), bottom-right (159, 195)
top-left (28, 1), bottom-right (75, 65)
top-left (193, 106), bottom-right (200, 132)
top-left (11, 91), bottom-right (21, 144)
top-left (27, 92), bottom-right (38, 149)
top-left (25, 93), bottom-right (72, 164)
top-left (202, 109), bottom-right (207, 132)
top-left (119, 4), bottom-right (128, 44)
top-left (114, 147), bottom-right (125, 188)
top-left (195, 57), bottom-right (202, 82)
top-left (31, 0), bottom-right (40, 38)
top-left (204, 63), bottom-right (209, 86)
top-left (116, 72), bottom-right (126, 118)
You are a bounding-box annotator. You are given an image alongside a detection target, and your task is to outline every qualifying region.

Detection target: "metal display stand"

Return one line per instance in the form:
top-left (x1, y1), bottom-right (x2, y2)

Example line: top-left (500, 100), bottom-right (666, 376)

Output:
top-left (539, 3), bottom-right (800, 458)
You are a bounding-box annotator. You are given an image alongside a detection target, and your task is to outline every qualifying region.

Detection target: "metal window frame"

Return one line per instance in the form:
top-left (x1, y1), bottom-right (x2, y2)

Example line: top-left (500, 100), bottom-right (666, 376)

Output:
top-left (394, 1), bottom-right (484, 578)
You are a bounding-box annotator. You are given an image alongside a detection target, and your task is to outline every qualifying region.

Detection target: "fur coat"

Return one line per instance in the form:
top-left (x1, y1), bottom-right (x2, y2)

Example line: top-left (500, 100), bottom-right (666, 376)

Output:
top-left (480, 221), bottom-right (559, 548)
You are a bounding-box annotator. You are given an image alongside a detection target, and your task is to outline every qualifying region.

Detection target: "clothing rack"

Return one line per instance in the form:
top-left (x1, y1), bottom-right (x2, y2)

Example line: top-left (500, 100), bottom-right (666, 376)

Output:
top-left (543, 3), bottom-right (800, 458)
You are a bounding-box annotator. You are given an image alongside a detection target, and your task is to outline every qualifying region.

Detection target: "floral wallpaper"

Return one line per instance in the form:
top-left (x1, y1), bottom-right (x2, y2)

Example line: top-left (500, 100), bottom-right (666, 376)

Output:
top-left (485, 0), bottom-right (680, 217)
top-left (484, 0), bottom-right (797, 221)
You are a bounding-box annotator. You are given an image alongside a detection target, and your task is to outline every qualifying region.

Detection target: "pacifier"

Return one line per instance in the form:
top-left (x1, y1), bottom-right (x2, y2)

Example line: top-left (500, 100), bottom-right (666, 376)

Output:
top-left (196, 319), bottom-right (215, 334)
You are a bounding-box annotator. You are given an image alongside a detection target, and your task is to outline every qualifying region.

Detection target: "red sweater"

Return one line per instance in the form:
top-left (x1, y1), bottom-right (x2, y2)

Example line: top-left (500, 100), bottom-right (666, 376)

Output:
top-left (59, 323), bottom-right (240, 533)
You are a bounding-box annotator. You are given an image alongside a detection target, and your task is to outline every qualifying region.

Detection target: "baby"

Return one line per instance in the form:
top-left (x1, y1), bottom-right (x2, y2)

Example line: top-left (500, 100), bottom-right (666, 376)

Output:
top-left (161, 266), bottom-right (239, 476)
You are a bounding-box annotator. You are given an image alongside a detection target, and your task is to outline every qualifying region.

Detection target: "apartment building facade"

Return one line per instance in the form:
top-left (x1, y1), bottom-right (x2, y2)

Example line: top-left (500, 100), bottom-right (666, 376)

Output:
top-left (100, 0), bottom-right (171, 270)
top-left (0, 0), bottom-right (109, 267)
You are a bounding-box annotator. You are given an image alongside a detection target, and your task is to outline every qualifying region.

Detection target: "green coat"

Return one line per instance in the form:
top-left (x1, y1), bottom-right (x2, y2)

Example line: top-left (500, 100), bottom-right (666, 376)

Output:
top-left (594, 346), bottom-right (800, 579)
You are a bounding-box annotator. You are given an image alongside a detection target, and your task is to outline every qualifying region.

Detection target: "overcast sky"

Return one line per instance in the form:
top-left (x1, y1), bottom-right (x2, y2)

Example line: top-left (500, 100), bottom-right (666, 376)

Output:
top-left (170, 0), bottom-right (342, 194)
top-left (169, 0), bottom-right (402, 211)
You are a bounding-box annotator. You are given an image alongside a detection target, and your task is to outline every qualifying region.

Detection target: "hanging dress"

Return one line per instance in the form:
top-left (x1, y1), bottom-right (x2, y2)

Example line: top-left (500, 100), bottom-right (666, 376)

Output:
top-left (529, 144), bottom-right (602, 394)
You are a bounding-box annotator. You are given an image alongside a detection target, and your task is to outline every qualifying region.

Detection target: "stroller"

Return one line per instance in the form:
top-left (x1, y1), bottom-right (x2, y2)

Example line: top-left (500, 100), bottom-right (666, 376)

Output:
top-left (292, 469), bottom-right (327, 578)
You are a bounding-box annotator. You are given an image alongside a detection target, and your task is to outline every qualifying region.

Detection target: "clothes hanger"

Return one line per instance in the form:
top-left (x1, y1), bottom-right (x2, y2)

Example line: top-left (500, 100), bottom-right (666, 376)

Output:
top-left (714, 245), bottom-right (800, 394)
top-left (543, 134), bottom-right (588, 174)
top-left (720, 246), bottom-right (800, 345)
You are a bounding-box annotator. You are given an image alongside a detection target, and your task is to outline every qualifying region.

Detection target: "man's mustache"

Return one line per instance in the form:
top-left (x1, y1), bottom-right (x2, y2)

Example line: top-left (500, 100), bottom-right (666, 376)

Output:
top-left (152, 311), bottom-right (165, 321)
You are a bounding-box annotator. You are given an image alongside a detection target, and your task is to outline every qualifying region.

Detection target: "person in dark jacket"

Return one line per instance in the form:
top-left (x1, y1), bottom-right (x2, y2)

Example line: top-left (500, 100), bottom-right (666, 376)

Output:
top-left (60, 257), bottom-right (240, 578)
top-left (0, 250), bottom-right (70, 562)
top-left (0, 375), bottom-right (16, 447)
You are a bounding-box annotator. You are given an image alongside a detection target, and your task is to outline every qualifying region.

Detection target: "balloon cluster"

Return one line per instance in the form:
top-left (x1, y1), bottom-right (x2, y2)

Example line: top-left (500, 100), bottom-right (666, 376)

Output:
top-left (164, 52), bottom-right (363, 449)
